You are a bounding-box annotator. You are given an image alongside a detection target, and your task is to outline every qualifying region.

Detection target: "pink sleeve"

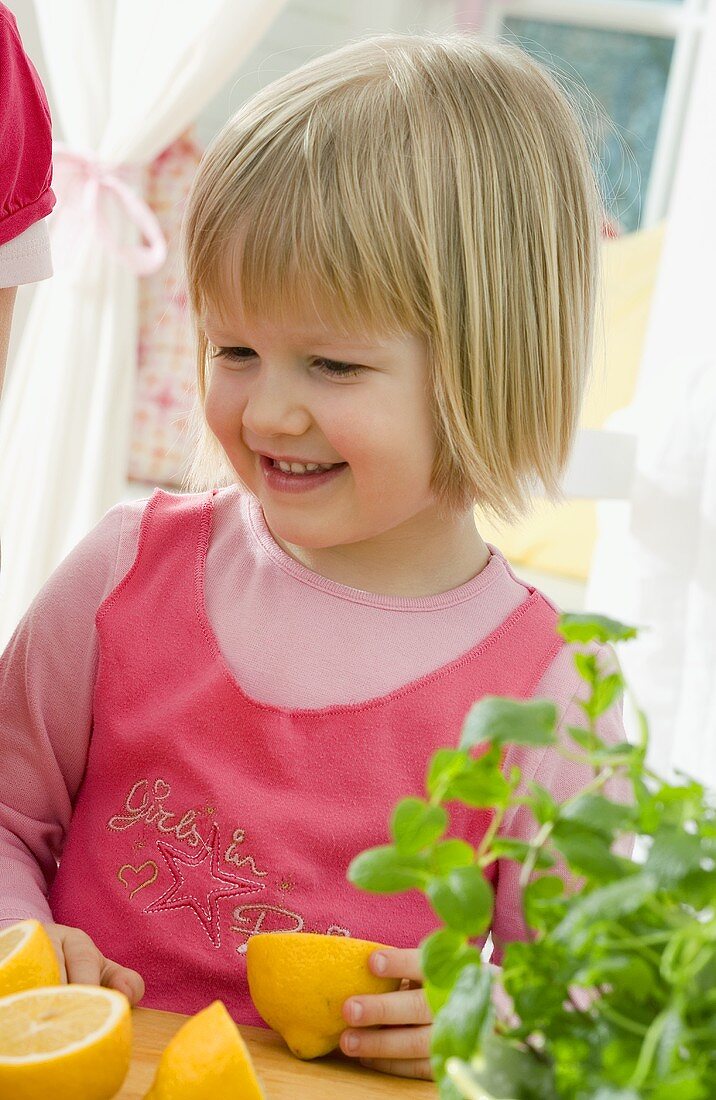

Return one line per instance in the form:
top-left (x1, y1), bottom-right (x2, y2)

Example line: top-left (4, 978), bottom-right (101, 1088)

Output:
top-left (490, 641), bottom-right (633, 959)
top-left (0, 501), bottom-right (143, 927)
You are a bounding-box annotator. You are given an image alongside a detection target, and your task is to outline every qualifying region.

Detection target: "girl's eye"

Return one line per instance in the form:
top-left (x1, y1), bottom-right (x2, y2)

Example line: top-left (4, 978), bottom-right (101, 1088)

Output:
top-left (210, 346), bottom-right (363, 379)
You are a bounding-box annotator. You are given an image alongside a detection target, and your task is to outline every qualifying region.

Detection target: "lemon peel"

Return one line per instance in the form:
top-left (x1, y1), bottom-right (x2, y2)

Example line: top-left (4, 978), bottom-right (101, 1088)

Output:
top-left (247, 932), bottom-right (401, 1059)
top-left (144, 999), bottom-right (264, 1099)
top-left (0, 919), bottom-right (61, 998)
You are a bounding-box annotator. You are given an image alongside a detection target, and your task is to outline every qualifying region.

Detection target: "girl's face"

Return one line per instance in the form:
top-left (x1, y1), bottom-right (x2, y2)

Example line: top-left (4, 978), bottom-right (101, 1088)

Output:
top-left (203, 308), bottom-right (482, 592)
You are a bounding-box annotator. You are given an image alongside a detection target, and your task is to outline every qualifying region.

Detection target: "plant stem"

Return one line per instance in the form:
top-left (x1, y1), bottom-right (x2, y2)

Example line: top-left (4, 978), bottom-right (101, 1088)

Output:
top-left (595, 1000), bottom-right (649, 1037)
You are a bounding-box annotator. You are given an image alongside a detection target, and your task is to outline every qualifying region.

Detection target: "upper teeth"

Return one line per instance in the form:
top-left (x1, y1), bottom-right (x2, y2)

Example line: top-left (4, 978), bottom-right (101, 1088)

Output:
top-left (274, 460), bottom-right (337, 474)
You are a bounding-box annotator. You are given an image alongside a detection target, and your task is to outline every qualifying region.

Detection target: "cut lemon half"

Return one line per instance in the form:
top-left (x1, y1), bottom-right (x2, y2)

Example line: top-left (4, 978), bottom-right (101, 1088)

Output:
top-left (145, 1000), bottom-right (264, 1099)
top-left (0, 984), bottom-right (131, 1100)
top-left (0, 920), bottom-right (61, 998)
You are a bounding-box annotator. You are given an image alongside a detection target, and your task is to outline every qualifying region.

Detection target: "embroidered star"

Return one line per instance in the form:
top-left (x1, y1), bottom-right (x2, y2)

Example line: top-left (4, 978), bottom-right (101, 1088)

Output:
top-left (146, 822), bottom-right (265, 947)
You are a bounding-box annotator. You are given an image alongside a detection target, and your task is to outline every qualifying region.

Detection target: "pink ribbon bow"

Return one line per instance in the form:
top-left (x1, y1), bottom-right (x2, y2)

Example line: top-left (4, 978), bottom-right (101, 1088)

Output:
top-left (51, 143), bottom-right (168, 276)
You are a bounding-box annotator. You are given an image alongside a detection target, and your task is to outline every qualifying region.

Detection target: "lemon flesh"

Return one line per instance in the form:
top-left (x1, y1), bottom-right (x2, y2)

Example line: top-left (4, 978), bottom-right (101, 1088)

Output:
top-left (0, 983), bottom-right (131, 1100)
top-left (0, 920), bottom-right (61, 998)
top-left (144, 999), bottom-right (265, 1100)
top-left (246, 932), bottom-right (401, 1059)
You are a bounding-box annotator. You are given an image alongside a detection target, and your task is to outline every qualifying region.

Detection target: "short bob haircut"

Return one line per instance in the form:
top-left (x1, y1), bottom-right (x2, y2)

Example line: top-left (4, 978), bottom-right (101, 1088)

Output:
top-left (180, 32), bottom-right (603, 524)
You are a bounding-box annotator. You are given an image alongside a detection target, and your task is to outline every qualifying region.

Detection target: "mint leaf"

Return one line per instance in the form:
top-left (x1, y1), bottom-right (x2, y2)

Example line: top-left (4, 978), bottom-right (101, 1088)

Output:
top-left (550, 822), bottom-right (630, 882)
top-left (390, 797), bottom-right (448, 855)
top-left (431, 964), bottom-right (494, 1084)
top-left (644, 824), bottom-right (705, 887)
top-left (586, 672), bottom-right (625, 718)
top-left (559, 793), bottom-right (636, 839)
top-left (490, 837), bottom-right (555, 868)
top-left (557, 612), bottom-right (638, 644)
top-left (429, 839), bottom-right (476, 874)
top-left (421, 928), bottom-right (481, 989)
top-left (444, 757), bottom-right (511, 808)
top-left (427, 865), bottom-right (493, 936)
top-left (347, 845), bottom-right (428, 893)
top-left (427, 748), bottom-right (471, 799)
top-left (552, 872), bottom-right (658, 948)
top-left (460, 696), bottom-right (557, 750)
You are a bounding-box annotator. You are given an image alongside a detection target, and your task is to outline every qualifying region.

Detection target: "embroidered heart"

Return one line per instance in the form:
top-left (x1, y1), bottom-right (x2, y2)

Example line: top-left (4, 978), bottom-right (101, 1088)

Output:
top-left (118, 860), bottom-right (159, 900)
top-left (153, 779), bottom-right (171, 799)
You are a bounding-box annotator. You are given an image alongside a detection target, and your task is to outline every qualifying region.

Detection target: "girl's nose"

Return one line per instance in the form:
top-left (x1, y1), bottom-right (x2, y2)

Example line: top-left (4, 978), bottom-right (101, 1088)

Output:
top-left (241, 367), bottom-right (311, 438)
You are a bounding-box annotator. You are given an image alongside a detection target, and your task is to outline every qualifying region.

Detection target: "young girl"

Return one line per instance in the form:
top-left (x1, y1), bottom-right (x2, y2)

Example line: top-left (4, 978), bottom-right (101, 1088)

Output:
top-left (0, 33), bottom-right (625, 1082)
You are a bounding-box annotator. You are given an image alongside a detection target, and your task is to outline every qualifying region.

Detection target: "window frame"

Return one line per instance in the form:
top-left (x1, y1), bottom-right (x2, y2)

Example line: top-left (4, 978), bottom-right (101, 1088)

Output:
top-left (477, 0), bottom-right (710, 228)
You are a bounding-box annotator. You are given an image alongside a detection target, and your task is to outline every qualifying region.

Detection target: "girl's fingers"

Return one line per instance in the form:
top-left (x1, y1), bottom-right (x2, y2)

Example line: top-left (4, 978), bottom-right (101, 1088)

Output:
top-left (360, 1057), bottom-right (434, 1081)
top-left (343, 986), bottom-right (432, 1027)
top-left (61, 930), bottom-right (103, 987)
top-left (44, 928), bottom-right (68, 984)
top-left (100, 957), bottom-right (145, 1005)
top-left (369, 947), bottom-right (423, 982)
top-left (340, 1024), bottom-right (432, 1062)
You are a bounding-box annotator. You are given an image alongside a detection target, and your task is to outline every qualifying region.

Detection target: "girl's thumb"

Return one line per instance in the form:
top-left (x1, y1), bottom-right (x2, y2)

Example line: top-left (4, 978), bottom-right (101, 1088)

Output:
top-left (103, 959), bottom-right (145, 1005)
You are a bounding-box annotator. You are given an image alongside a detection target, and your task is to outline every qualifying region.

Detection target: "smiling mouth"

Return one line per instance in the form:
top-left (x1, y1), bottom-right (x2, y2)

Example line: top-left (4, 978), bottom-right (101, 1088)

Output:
top-left (262, 456), bottom-right (348, 474)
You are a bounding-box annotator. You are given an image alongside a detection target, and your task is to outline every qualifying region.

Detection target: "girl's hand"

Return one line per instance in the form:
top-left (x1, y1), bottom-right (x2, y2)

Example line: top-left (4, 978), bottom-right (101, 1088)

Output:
top-left (44, 922), bottom-right (145, 1006)
top-left (340, 947), bottom-right (433, 1080)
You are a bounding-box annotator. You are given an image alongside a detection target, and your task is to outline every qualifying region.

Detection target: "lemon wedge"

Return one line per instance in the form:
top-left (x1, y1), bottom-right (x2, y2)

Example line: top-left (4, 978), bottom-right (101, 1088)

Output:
top-left (0, 983), bottom-right (131, 1100)
top-left (247, 932), bottom-right (401, 1059)
top-left (144, 1000), bottom-right (265, 1099)
top-left (0, 920), bottom-right (61, 998)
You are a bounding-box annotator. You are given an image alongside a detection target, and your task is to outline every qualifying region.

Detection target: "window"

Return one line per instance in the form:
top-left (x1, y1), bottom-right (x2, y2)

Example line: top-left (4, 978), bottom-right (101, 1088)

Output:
top-left (473, 0), bottom-right (709, 232)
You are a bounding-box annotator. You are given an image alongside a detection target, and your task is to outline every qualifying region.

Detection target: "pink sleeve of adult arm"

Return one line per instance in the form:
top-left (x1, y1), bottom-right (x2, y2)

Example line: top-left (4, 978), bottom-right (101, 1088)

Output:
top-left (0, 503), bottom-right (134, 927)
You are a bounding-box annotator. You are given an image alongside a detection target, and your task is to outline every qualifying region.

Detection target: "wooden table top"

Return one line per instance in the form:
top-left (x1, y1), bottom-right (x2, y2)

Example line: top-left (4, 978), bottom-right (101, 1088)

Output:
top-left (117, 1006), bottom-right (439, 1098)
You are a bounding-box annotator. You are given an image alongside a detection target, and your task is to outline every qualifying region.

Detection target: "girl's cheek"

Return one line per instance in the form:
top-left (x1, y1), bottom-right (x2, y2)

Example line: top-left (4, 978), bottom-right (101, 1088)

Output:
top-left (204, 374), bottom-right (236, 440)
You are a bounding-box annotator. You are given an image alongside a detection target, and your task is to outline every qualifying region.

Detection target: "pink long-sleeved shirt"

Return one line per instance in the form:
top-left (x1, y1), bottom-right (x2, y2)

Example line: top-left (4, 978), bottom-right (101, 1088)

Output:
top-left (0, 486), bottom-right (627, 951)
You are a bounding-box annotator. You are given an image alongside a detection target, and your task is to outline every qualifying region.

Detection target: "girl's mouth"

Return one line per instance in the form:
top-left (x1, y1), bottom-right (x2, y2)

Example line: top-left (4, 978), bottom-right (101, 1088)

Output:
top-left (259, 454), bottom-right (348, 493)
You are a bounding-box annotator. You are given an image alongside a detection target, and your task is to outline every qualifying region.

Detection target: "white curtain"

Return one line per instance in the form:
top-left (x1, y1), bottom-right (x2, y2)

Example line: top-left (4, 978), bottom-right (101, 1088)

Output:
top-left (586, 3), bottom-right (716, 787)
top-left (0, 0), bottom-right (289, 647)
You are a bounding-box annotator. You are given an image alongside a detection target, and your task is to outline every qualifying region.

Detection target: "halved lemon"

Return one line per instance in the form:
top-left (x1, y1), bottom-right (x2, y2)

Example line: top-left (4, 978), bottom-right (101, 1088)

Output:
top-left (0, 920), bottom-right (61, 998)
top-left (0, 984), bottom-right (131, 1100)
top-left (144, 1000), bottom-right (265, 1099)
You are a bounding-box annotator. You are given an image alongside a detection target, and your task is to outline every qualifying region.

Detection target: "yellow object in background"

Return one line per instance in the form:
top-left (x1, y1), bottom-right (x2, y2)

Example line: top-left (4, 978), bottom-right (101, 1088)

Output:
top-left (144, 999), bottom-right (265, 1100)
top-left (247, 932), bottom-right (401, 1060)
top-left (477, 223), bottom-right (665, 580)
top-left (0, 984), bottom-right (131, 1100)
top-left (0, 919), bottom-right (60, 999)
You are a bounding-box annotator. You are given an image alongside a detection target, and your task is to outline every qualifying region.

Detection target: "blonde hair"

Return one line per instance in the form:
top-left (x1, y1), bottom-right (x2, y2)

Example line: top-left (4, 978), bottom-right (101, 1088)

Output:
top-left (180, 32), bottom-right (603, 524)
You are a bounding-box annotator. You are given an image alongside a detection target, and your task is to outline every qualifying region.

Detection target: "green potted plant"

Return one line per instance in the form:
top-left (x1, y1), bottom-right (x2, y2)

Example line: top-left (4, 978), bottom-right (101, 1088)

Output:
top-left (348, 614), bottom-right (716, 1099)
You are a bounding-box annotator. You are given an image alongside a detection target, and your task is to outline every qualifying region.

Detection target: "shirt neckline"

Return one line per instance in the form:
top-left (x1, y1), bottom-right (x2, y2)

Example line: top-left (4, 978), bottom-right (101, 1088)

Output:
top-left (241, 489), bottom-right (504, 611)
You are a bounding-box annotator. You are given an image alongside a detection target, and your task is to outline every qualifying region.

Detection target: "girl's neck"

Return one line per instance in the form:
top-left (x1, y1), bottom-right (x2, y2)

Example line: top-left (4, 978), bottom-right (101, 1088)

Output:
top-left (268, 507), bottom-right (491, 598)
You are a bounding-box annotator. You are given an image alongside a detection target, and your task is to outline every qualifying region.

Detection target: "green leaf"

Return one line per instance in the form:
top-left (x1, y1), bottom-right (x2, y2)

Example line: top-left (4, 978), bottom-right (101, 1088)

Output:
top-left (455, 1030), bottom-right (559, 1099)
top-left (557, 612), bottom-right (638, 645)
top-left (444, 757), bottom-right (511, 808)
top-left (644, 824), bottom-right (705, 887)
top-left (567, 724), bottom-right (604, 752)
top-left (489, 837), bottom-right (554, 868)
top-left (420, 928), bottom-right (481, 989)
top-left (390, 797), bottom-right (448, 855)
top-left (431, 964), bottom-right (495, 1084)
top-left (527, 781), bottom-right (559, 825)
top-left (574, 650), bottom-right (598, 681)
top-left (427, 865), bottom-right (493, 936)
top-left (523, 875), bottom-right (565, 933)
top-left (460, 697), bottom-right (557, 751)
top-left (550, 822), bottom-right (629, 882)
top-left (429, 839), bottom-right (476, 874)
top-left (573, 954), bottom-right (654, 1001)
top-left (587, 672), bottom-right (625, 718)
top-left (558, 793), bottom-right (636, 839)
top-left (552, 872), bottom-right (658, 948)
top-left (427, 748), bottom-right (471, 799)
top-left (347, 845), bottom-right (428, 894)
